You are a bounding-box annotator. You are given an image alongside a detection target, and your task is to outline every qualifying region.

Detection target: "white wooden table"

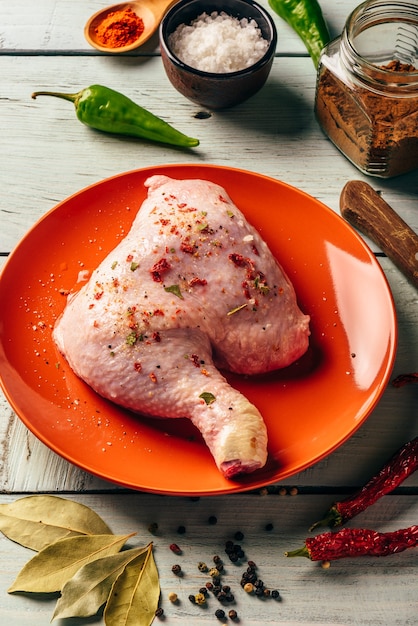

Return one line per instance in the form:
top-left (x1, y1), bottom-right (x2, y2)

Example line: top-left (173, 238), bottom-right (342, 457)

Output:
top-left (0, 2), bottom-right (417, 624)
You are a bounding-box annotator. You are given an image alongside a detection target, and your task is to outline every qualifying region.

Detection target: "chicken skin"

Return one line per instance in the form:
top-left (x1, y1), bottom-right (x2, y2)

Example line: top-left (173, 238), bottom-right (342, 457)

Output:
top-left (53, 176), bottom-right (310, 478)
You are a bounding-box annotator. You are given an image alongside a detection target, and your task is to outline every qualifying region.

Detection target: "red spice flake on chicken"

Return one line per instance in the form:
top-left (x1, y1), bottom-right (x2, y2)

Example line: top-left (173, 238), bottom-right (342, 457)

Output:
top-left (189, 277), bottom-right (207, 287)
top-left (180, 240), bottom-right (195, 254)
top-left (150, 257), bottom-right (171, 282)
top-left (229, 253), bottom-right (253, 270)
top-left (189, 354), bottom-right (201, 367)
top-left (242, 281), bottom-right (251, 299)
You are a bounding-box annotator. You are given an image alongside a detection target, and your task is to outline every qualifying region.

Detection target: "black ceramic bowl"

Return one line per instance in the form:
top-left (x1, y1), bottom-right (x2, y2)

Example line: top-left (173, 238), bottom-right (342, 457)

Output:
top-left (159, 0), bottom-right (277, 109)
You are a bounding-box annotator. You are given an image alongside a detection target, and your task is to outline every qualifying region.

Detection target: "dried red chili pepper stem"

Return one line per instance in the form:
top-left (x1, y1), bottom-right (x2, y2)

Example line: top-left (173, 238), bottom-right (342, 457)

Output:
top-left (309, 437), bottom-right (418, 531)
top-left (286, 526), bottom-right (418, 561)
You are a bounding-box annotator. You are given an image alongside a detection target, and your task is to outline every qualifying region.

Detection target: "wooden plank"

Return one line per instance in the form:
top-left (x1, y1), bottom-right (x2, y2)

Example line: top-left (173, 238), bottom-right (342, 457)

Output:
top-left (1, 54), bottom-right (417, 255)
top-left (0, 492), bottom-right (416, 625)
top-left (1, 0), bottom-right (360, 54)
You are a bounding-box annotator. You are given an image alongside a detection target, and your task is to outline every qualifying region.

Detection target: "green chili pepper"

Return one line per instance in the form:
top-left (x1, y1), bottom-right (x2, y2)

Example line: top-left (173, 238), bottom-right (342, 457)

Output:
top-left (31, 84), bottom-right (199, 148)
top-left (268, 0), bottom-right (330, 68)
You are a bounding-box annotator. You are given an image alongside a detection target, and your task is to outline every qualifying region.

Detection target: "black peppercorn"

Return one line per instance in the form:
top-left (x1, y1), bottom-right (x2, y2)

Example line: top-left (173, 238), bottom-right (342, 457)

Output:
top-left (234, 530), bottom-right (244, 541)
top-left (188, 594), bottom-right (196, 604)
top-left (155, 607), bottom-right (164, 617)
top-left (208, 515), bottom-right (218, 525)
top-left (265, 522), bottom-right (274, 531)
top-left (215, 608), bottom-right (226, 619)
top-left (228, 609), bottom-right (238, 620)
top-left (177, 525), bottom-right (186, 534)
top-left (272, 589), bottom-right (281, 599)
top-left (171, 563), bottom-right (182, 575)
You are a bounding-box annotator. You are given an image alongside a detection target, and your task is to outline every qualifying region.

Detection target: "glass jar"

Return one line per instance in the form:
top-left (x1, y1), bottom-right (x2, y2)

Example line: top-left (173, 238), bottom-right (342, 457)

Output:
top-left (314, 0), bottom-right (418, 178)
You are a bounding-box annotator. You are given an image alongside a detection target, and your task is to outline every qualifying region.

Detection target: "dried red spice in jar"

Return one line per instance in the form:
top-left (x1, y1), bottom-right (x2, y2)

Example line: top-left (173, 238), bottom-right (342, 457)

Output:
top-left (315, 0), bottom-right (418, 178)
top-left (94, 7), bottom-right (144, 49)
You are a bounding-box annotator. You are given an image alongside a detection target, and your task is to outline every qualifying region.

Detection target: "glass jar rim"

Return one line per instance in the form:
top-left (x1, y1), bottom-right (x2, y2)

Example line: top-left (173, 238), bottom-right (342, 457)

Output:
top-left (341, 0), bottom-right (418, 89)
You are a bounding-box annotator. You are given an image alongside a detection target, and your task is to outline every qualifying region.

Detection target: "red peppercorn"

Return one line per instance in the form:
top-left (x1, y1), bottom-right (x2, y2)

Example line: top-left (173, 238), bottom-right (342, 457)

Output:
top-left (169, 542), bottom-right (182, 555)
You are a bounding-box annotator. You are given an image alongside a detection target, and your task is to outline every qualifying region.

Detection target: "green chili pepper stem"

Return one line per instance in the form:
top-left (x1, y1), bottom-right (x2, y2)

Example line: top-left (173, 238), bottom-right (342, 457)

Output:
top-left (32, 85), bottom-right (199, 149)
top-left (308, 506), bottom-right (342, 532)
top-left (268, 0), bottom-right (330, 68)
top-left (284, 546), bottom-right (310, 558)
top-left (32, 90), bottom-right (81, 104)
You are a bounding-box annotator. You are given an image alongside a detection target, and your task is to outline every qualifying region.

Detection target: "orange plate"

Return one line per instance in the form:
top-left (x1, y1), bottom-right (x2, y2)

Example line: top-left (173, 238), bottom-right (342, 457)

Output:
top-left (0, 165), bottom-right (397, 495)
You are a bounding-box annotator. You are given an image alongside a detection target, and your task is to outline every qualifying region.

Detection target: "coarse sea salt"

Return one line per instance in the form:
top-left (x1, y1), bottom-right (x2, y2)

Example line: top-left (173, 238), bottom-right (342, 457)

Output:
top-left (168, 11), bottom-right (269, 73)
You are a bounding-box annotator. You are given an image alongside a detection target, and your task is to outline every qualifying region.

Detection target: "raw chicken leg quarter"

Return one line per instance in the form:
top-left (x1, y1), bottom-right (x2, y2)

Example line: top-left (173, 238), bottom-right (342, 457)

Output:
top-left (54, 176), bottom-right (310, 479)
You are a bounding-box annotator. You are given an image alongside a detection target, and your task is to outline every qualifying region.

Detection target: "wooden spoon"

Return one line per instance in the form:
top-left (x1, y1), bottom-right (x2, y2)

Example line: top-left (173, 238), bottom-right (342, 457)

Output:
top-left (84, 0), bottom-right (178, 53)
top-left (340, 180), bottom-right (418, 289)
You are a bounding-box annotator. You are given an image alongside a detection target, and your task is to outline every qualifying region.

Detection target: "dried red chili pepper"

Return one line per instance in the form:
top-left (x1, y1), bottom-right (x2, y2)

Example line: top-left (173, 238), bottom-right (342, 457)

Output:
top-left (392, 372), bottom-right (418, 387)
top-left (309, 437), bottom-right (418, 531)
top-left (285, 526), bottom-right (418, 561)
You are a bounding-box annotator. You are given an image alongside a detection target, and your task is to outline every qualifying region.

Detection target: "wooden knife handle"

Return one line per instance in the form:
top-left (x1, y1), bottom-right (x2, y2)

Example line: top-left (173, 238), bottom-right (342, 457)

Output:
top-left (340, 180), bottom-right (418, 289)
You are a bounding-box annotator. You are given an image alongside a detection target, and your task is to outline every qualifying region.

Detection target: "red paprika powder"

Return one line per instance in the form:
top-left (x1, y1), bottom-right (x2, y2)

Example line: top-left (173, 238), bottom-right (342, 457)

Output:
top-left (94, 7), bottom-right (144, 48)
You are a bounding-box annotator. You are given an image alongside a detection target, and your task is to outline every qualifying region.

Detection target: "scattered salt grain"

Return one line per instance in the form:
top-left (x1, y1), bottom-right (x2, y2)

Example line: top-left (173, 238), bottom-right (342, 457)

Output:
top-left (168, 11), bottom-right (269, 73)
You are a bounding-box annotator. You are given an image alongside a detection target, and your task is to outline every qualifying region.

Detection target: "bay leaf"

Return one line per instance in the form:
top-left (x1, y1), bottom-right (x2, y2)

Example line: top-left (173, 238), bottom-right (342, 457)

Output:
top-left (104, 543), bottom-right (160, 626)
top-left (8, 533), bottom-right (134, 594)
top-left (52, 546), bottom-right (149, 620)
top-left (0, 495), bottom-right (112, 551)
